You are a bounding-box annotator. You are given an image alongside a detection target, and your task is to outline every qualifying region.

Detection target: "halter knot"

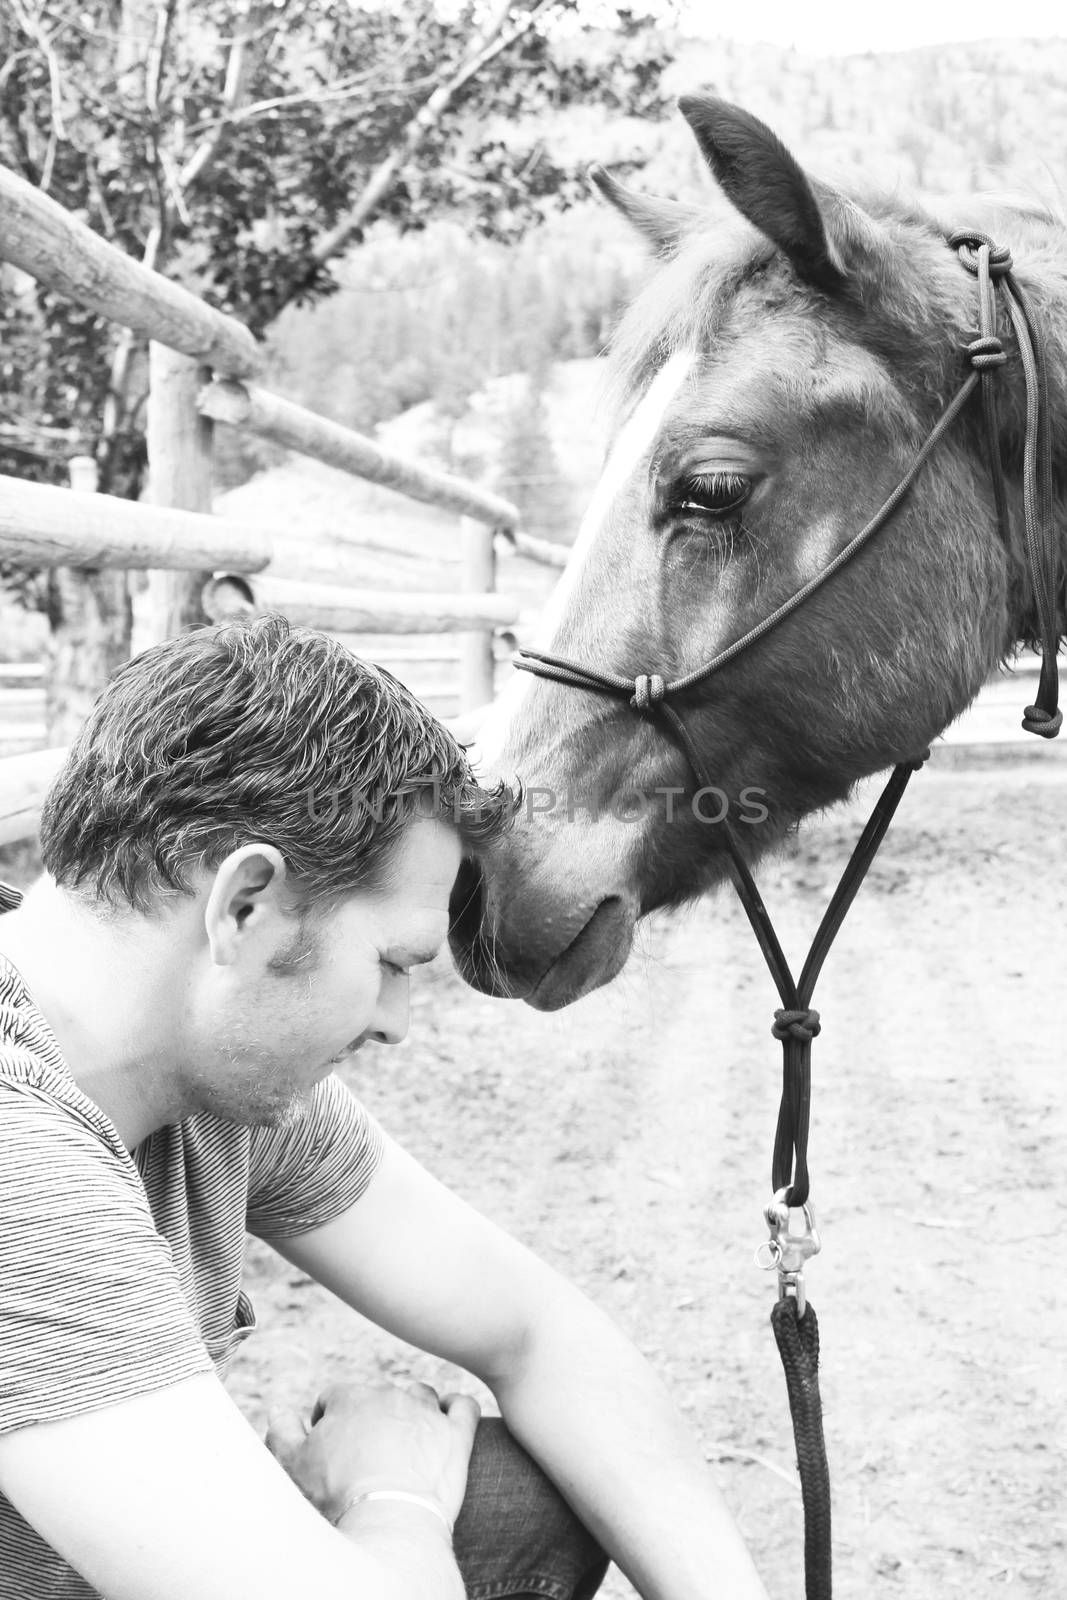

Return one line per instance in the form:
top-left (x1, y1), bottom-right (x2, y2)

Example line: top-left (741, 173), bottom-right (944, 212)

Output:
top-left (965, 334), bottom-right (1007, 370)
top-left (772, 1007), bottom-right (822, 1044)
top-left (1022, 703), bottom-right (1063, 738)
top-left (947, 231), bottom-right (1013, 277)
top-left (630, 673), bottom-right (666, 713)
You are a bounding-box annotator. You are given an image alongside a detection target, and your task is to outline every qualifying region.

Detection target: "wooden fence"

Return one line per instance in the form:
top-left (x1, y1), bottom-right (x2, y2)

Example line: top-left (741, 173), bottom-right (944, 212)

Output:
top-left (0, 161), bottom-right (568, 845)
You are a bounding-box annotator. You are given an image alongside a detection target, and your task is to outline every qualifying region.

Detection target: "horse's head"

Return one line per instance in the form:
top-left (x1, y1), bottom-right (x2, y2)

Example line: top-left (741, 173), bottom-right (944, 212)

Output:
top-left (450, 97), bottom-right (1066, 1008)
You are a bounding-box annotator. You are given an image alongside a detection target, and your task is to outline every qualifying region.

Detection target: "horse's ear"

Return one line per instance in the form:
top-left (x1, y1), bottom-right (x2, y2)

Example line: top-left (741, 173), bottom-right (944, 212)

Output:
top-left (588, 164), bottom-right (702, 254)
top-left (678, 95), bottom-right (847, 294)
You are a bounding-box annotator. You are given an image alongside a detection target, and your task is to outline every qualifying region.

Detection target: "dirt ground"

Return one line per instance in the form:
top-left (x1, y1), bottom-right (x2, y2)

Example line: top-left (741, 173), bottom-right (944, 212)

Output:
top-left (224, 759), bottom-right (1067, 1600)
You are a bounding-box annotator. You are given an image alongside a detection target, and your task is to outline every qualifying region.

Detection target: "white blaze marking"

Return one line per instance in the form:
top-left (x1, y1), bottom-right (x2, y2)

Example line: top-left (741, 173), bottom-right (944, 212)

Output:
top-left (475, 349), bottom-right (697, 770)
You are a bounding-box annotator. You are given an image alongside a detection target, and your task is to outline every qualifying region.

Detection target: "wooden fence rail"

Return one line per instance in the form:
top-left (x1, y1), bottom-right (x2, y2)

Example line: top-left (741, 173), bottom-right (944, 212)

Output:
top-left (0, 469), bottom-right (518, 627)
top-left (0, 472), bottom-right (272, 571)
top-left (200, 381), bottom-right (520, 531)
top-left (0, 748), bottom-right (67, 848)
top-left (0, 167), bottom-right (260, 378)
top-left (0, 155), bottom-right (571, 844)
top-left (251, 575), bottom-right (518, 634)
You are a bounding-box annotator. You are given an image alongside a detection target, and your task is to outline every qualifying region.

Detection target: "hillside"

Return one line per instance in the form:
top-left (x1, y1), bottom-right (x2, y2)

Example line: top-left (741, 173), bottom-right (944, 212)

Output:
top-left (200, 359), bottom-right (607, 717)
top-left (543, 32), bottom-right (1067, 200)
top-left (258, 31), bottom-right (1067, 469)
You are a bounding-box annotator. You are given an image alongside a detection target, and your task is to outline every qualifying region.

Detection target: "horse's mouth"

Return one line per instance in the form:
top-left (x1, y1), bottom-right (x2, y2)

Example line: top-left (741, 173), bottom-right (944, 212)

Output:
top-left (529, 896), bottom-right (634, 1011)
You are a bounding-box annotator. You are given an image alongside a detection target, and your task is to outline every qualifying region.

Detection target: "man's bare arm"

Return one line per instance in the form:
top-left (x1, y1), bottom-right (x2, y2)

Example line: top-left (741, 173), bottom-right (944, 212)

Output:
top-left (273, 1135), bottom-right (771, 1600)
top-left (0, 1371), bottom-right (474, 1600)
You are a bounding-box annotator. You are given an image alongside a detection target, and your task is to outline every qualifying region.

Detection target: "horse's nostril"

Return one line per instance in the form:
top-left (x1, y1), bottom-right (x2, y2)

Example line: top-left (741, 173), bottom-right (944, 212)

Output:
top-left (448, 854), bottom-right (521, 998)
top-left (448, 854), bottom-right (486, 944)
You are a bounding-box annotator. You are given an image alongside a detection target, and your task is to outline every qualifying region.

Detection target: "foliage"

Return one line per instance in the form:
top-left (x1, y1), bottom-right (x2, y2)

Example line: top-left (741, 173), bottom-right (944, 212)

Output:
top-left (262, 209), bottom-right (641, 446)
top-left (0, 0), bottom-right (672, 523)
top-left (643, 34), bottom-right (1067, 201)
top-left (495, 371), bottom-right (573, 541)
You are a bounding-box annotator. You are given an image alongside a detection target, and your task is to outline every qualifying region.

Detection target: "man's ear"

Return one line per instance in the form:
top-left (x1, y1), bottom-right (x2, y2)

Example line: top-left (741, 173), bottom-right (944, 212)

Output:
top-left (204, 844), bottom-right (289, 966)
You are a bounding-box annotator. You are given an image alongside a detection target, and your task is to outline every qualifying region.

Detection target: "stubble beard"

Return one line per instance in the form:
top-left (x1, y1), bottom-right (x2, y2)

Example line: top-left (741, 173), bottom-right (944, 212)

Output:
top-left (186, 1032), bottom-right (316, 1129)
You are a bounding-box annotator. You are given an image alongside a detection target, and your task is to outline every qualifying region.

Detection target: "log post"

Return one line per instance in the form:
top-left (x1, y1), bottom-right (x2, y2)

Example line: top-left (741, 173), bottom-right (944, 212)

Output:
top-left (144, 345), bottom-right (214, 641)
top-left (68, 455), bottom-right (99, 493)
top-left (459, 517), bottom-right (497, 712)
top-left (44, 458), bottom-right (132, 744)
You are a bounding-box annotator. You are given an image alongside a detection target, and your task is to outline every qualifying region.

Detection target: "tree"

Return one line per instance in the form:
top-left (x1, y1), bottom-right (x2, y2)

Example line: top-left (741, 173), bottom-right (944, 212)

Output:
top-left (496, 372), bottom-right (572, 543)
top-left (0, 0), bottom-right (672, 738)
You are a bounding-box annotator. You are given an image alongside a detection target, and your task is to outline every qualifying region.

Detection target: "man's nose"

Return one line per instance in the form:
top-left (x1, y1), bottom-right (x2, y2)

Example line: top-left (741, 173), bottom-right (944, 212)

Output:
top-left (369, 978), bottom-right (410, 1046)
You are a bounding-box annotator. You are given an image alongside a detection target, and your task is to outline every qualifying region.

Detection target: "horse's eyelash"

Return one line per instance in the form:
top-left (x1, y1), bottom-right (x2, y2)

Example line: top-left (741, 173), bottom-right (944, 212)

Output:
top-left (681, 471), bottom-right (749, 497)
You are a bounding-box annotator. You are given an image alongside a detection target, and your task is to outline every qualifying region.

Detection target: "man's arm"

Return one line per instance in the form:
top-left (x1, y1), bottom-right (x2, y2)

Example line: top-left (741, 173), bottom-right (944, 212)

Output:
top-left (270, 1134), bottom-right (771, 1600)
top-left (0, 1370), bottom-right (474, 1600)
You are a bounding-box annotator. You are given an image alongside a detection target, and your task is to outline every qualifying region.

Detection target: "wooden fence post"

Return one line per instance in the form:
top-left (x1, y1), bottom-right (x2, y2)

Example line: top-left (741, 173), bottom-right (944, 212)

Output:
top-left (145, 344), bottom-right (214, 641)
top-left (44, 452), bottom-right (129, 745)
top-left (68, 455), bottom-right (98, 493)
top-left (459, 517), bottom-right (497, 712)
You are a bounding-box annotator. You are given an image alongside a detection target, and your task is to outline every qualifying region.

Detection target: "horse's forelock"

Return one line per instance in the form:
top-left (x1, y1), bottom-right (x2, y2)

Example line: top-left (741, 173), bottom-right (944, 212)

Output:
top-left (604, 187), bottom-right (923, 424)
top-left (605, 221), bottom-right (773, 415)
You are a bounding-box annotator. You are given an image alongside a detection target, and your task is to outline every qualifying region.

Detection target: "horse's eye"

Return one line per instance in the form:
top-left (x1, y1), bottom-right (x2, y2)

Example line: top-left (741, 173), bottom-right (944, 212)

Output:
top-left (672, 471), bottom-right (752, 518)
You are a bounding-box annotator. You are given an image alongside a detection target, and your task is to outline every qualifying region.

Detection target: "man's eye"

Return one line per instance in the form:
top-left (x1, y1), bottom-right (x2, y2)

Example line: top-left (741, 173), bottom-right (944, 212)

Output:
top-left (382, 960), bottom-right (408, 979)
top-left (671, 471), bottom-right (752, 518)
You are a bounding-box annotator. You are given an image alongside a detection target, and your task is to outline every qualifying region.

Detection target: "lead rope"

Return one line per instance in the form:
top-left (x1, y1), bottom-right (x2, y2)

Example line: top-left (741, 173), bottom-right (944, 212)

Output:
top-left (513, 231), bottom-right (1061, 1599)
top-left (664, 710), bottom-right (925, 1600)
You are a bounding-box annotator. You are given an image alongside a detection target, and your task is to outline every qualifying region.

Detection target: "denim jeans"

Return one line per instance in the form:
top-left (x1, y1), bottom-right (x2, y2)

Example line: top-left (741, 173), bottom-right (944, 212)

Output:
top-left (453, 1419), bottom-right (610, 1600)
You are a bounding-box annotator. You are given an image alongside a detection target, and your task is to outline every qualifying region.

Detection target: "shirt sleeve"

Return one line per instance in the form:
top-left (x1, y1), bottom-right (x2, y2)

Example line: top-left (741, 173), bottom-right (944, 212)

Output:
top-left (0, 1080), bottom-right (213, 1435)
top-left (245, 1073), bottom-right (384, 1241)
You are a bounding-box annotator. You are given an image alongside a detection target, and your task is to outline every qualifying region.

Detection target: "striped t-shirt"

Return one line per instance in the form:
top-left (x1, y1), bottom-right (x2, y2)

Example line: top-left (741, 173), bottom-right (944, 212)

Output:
top-left (0, 888), bottom-right (385, 1598)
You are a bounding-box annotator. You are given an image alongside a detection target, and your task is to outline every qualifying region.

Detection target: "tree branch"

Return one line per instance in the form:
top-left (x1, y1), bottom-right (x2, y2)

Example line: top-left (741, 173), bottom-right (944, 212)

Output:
top-left (11, 0), bottom-right (69, 192)
top-left (100, 220), bottom-right (161, 449)
top-left (144, 0), bottom-right (177, 117)
top-left (179, 1), bottom-right (269, 190)
top-left (308, 0), bottom-right (556, 271)
top-left (181, 65), bottom-right (433, 140)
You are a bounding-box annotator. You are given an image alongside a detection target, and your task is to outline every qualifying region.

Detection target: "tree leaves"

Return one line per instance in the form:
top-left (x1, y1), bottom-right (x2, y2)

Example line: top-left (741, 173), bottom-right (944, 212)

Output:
top-left (0, 0), bottom-right (669, 514)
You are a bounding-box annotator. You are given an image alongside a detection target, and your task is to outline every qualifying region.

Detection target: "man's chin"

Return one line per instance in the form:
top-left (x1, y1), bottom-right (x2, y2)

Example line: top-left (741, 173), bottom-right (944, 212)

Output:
top-left (241, 1092), bottom-right (308, 1130)
top-left (194, 1077), bottom-right (310, 1130)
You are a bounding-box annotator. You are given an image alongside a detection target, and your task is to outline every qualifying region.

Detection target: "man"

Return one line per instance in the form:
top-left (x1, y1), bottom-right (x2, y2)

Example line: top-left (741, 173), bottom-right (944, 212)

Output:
top-left (0, 615), bottom-right (769, 1600)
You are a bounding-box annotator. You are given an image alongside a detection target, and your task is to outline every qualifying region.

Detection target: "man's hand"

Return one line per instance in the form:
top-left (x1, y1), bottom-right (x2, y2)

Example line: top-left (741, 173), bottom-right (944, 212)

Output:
top-left (0, 1373), bottom-right (470, 1600)
top-left (267, 1382), bottom-right (480, 1527)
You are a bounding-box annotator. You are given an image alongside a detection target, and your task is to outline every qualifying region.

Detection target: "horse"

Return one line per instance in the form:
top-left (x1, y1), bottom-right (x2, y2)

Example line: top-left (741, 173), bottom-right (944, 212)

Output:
top-left (449, 95), bottom-right (1067, 1011)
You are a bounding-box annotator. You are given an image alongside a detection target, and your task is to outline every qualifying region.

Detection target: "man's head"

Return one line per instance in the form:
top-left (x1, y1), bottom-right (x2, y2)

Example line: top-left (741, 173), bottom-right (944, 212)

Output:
top-left (38, 615), bottom-right (513, 1125)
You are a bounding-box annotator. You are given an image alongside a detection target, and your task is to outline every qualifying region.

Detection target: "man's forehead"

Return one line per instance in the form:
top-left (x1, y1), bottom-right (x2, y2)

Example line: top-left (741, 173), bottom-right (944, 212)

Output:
top-left (375, 819), bottom-right (460, 921)
top-left (394, 815), bottom-right (462, 881)
top-left (377, 895), bottom-right (451, 965)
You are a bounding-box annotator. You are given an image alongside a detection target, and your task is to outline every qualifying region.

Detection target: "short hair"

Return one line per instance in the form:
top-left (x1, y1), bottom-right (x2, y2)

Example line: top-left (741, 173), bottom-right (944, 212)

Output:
top-left (40, 614), bottom-right (514, 912)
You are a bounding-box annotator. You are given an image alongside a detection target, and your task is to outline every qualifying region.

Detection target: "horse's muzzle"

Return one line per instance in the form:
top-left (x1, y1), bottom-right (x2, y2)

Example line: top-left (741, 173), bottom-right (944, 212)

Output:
top-left (448, 855), bottom-right (636, 1009)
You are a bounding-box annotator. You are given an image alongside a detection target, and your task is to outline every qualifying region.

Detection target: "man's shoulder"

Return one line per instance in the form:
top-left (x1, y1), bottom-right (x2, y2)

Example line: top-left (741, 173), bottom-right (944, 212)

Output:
top-left (0, 951), bottom-right (66, 1079)
top-left (245, 1074), bottom-right (384, 1242)
top-left (0, 952), bottom-right (129, 1164)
